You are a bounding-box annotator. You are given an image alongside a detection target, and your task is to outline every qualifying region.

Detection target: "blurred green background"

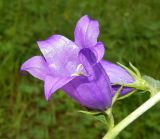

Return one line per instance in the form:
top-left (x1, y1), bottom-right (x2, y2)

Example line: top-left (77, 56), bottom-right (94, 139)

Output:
top-left (0, 0), bottom-right (160, 139)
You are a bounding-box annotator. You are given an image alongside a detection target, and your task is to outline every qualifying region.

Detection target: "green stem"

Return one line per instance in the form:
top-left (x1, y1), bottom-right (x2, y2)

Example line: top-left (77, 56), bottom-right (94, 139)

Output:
top-left (106, 109), bottom-right (114, 130)
top-left (103, 92), bottom-right (160, 139)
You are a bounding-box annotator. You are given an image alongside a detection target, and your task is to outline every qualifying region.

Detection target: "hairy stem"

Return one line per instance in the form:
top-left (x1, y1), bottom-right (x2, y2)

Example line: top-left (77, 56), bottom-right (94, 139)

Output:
top-left (103, 92), bottom-right (160, 139)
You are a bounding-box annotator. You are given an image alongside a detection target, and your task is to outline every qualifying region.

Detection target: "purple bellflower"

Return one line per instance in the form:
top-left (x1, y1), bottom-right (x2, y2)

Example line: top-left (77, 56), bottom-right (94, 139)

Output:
top-left (21, 15), bottom-right (134, 110)
top-left (21, 15), bottom-right (112, 110)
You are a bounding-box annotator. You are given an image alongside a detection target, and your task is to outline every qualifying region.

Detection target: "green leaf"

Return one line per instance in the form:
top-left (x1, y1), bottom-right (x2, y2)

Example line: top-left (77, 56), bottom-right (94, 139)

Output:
top-left (78, 110), bottom-right (108, 125)
top-left (94, 114), bottom-right (108, 125)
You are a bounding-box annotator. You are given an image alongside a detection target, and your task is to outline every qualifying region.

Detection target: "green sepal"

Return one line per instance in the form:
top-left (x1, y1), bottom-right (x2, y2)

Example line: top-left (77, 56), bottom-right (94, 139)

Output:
top-left (129, 62), bottom-right (141, 78)
top-left (117, 90), bottom-right (137, 100)
top-left (112, 86), bottom-right (123, 105)
top-left (116, 62), bottom-right (149, 91)
top-left (78, 110), bottom-right (101, 116)
top-left (117, 62), bottom-right (138, 80)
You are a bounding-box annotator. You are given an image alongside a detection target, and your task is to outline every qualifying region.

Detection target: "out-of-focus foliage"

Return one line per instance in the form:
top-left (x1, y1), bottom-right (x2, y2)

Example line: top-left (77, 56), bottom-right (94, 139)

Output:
top-left (0, 0), bottom-right (160, 139)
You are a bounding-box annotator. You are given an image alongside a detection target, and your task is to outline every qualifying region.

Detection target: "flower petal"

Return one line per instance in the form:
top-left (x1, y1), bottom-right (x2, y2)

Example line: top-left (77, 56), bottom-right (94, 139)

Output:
top-left (74, 15), bottom-right (99, 48)
top-left (20, 56), bottom-right (51, 80)
top-left (63, 49), bottom-right (112, 110)
top-left (101, 60), bottom-right (134, 95)
top-left (93, 42), bottom-right (105, 62)
top-left (101, 60), bottom-right (134, 84)
top-left (37, 35), bottom-right (80, 77)
top-left (44, 76), bottom-right (73, 100)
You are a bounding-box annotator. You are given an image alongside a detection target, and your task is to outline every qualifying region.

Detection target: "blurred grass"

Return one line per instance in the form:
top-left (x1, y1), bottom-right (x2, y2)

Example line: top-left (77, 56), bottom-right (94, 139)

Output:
top-left (0, 0), bottom-right (160, 139)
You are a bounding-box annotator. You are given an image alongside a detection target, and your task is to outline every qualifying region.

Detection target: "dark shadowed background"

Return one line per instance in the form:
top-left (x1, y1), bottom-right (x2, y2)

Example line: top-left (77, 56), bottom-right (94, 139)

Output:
top-left (0, 0), bottom-right (160, 139)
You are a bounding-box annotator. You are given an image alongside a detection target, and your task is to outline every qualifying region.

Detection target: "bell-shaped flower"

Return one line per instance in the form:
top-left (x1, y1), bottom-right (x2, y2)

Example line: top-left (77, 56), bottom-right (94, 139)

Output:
top-left (21, 15), bottom-right (136, 110)
top-left (21, 15), bottom-right (112, 110)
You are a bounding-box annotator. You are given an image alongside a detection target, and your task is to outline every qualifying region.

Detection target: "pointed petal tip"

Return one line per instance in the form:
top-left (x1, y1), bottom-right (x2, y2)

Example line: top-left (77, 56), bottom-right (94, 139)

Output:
top-left (20, 56), bottom-right (50, 80)
top-left (80, 15), bottom-right (97, 21)
top-left (80, 15), bottom-right (89, 20)
top-left (20, 61), bottom-right (30, 76)
top-left (19, 67), bottom-right (27, 76)
top-left (44, 93), bottom-right (50, 101)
